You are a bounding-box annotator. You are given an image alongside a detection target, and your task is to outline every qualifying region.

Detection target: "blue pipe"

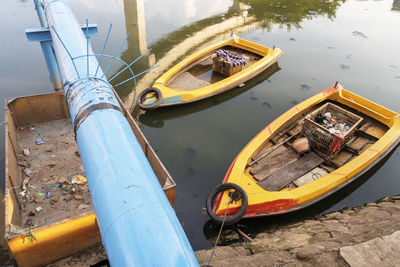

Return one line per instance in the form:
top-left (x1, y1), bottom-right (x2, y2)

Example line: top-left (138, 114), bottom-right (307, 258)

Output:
top-left (42, 0), bottom-right (199, 266)
top-left (33, 0), bottom-right (62, 91)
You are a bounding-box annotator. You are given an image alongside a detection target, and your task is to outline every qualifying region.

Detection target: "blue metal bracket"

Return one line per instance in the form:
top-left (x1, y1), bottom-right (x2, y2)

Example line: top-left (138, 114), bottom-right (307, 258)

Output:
top-left (25, 24), bottom-right (98, 42)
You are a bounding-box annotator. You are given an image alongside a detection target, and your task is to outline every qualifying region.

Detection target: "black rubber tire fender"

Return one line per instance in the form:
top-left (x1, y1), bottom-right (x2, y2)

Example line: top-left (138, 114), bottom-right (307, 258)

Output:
top-left (206, 183), bottom-right (248, 226)
top-left (137, 87), bottom-right (162, 110)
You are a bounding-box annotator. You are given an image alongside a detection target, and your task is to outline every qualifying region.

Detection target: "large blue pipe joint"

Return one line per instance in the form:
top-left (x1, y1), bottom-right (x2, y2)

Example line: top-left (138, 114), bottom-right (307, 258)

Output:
top-left (42, 0), bottom-right (199, 265)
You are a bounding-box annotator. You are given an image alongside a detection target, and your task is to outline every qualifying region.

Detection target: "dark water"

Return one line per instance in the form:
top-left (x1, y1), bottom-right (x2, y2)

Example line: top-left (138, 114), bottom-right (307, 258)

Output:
top-left (1, 0), bottom-right (400, 251)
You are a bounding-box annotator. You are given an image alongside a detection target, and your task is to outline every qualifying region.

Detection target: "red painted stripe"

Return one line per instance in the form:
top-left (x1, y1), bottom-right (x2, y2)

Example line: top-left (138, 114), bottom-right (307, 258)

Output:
top-left (216, 199), bottom-right (299, 216)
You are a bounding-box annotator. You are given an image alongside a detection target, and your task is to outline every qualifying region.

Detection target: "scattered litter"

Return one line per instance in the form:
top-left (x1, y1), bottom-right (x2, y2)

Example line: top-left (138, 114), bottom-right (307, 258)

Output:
top-left (19, 191), bottom-right (26, 197)
top-left (24, 168), bottom-right (32, 177)
top-left (17, 161), bottom-right (29, 168)
top-left (79, 204), bottom-right (90, 210)
top-left (71, 175), bottom-right (87, 185)
top-left (74, 195), bottom-right (83, 200)
top-left (26, 196), bottom-right (33, 203)
top-left (28, 211), bottom-right (35, 217)
top-left (22, 147), bottom-right (30, 156)
top-left (62, 184), bottom-right (72, 192)
top-left (35, 206), bottom-right (43, 212)
top-left (36, 137), bottom-right (44, 145)
top-left (25, 220), bottom-right (33, 226)
top-left (46, 191), bottom-right (51, 198)
top-left (33, 193), bottom-right (45, 203)
top-left (308, 10), bottom-right (318, 15)
top-left (55, 183), bottom-right (62, 188)
top-left (314, 111), bottom-right (352, 136)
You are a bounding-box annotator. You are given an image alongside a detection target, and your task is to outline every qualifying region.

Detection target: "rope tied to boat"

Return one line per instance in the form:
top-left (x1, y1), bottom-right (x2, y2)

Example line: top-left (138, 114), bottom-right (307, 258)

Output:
top-left (205, 197), bottom-right (233, 267)
top-left (215, 49), bottom-right (247, 67)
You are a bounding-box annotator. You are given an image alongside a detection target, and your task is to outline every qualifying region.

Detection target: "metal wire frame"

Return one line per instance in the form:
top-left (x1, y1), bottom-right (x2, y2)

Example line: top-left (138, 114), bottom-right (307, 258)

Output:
top-left (50, 21), bottom-right (158, 109)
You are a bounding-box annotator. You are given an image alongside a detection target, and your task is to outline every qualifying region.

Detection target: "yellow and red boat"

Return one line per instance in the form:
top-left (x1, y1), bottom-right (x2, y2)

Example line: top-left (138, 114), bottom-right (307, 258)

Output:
top-left (137, 36), bottom-right (282, 110)
top-left (206, 83), bottom-right (400, 225)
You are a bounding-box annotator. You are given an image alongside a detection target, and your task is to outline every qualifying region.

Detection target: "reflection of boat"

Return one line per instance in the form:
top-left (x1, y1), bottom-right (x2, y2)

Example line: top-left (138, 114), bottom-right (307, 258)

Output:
top-left (137, 36), bottom-right (282, 110)
top-left (139, 62), bottom-right (281, 128)
top-left (4, 92), bottom-right (176, 266)
top-left (206, 84), bottom-right (400, 225)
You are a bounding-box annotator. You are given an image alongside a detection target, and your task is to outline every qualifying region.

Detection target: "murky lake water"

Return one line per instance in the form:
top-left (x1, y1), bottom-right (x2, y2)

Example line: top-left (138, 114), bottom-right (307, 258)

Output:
top-left (1, 0), bottom-right (400, 250)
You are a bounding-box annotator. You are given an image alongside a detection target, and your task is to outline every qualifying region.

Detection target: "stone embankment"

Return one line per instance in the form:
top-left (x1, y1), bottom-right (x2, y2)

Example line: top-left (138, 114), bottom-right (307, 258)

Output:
top-left (2, 195), bottom-right (400, 266)
top-left (196, 195), bottom-right (400, 266)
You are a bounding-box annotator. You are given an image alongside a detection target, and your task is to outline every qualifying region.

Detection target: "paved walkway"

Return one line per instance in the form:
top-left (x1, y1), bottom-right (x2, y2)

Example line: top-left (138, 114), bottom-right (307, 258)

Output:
top-left (340, 230), bottom-right (400, 267)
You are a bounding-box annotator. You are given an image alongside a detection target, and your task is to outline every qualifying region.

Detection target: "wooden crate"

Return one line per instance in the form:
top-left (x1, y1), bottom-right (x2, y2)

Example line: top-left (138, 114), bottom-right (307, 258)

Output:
top-left (212, 55), bottom-right (243, 76)
top-left (302, 102), bottom-right (363, 155)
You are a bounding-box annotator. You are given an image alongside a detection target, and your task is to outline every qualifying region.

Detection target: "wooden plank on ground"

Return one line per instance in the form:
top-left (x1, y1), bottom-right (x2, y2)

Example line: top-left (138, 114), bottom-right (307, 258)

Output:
top-left (340, 230), bottom-right (400, 267)
top-left (257, 152), bottom-right (324, 191)
top-left (293, 167), bottom-right (328, 187)
top-left (251, 146), bottom-right (298, 180)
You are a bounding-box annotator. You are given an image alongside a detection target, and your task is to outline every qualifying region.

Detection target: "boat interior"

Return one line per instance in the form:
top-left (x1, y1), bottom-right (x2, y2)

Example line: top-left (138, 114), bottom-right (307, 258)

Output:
top-left (5, 92), bottom-right (176, 233)
top-left (167, 45), bottom-right (262, 91)
top-left (248, 100), bottom-right (389, 192)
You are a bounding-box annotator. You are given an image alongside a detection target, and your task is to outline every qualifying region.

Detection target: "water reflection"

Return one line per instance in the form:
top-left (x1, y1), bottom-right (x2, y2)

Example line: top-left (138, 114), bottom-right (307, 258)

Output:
top-left (106, 0), bottom-right (400, 250)
top-left (139, 63), bottom-right (281, 128)
top-left (242, 0), bottom-right (343, 29)
top-left (114, 0), bottom-right (343, 105)
top-left (393, 0), bottom-right (400, 10)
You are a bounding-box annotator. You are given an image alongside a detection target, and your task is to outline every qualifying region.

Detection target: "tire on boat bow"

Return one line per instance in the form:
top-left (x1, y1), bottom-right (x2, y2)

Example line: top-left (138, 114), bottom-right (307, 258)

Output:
top-left (206, 183), bottom-right (248, 225)
top-left (138, 87), bottom-right (162, 110)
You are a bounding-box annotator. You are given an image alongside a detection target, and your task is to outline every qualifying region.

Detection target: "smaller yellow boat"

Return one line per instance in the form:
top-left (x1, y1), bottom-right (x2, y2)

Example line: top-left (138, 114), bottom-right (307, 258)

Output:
top-left (137, 36), bottom-right (282, 110)
top-left (206, 83), bottom-right (400, 225)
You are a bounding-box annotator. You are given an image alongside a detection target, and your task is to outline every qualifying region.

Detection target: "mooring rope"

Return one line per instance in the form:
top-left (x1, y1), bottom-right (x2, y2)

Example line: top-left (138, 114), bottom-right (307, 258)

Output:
top-left (206, 198), bottom-right (232, 267)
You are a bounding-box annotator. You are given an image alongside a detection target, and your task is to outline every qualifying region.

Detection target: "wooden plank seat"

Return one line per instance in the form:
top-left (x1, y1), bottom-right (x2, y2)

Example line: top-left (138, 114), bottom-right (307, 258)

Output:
top-left (257, 152), bottom-right (324, 191)
top-left (250, 146), bottom-right (298, 181)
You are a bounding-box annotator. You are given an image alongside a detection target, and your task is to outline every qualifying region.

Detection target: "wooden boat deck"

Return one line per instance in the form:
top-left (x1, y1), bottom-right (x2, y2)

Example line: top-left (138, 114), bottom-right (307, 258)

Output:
top-left (167, 46), bottom-right (261, 91)
top-left (250, 100), bottom-right (389, 192)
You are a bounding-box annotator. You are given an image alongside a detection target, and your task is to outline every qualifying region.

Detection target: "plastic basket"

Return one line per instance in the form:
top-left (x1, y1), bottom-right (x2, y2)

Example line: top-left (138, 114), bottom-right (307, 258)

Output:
top-left (302, 102), bottom-right (363, 155)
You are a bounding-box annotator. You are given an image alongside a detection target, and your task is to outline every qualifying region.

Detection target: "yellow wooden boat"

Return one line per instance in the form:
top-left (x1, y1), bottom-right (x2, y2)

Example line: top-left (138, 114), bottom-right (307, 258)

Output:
top-left (137, 36), bottom-right (282, 110)
top-left (206, 83), bottom-right (400, 225)
top-left (3, 92), bottom-right (176, 267)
